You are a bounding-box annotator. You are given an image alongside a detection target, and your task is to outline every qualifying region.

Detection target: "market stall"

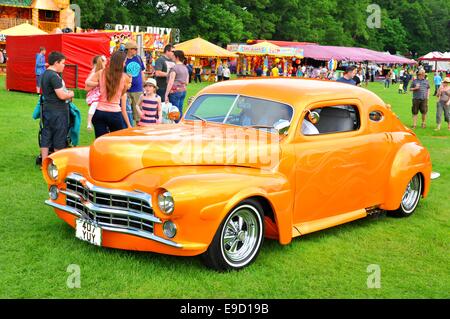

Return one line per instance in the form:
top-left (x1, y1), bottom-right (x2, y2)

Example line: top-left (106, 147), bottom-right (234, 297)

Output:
top-left (0, 23), bottom-right (48, 75)
top-left (175, 37), bottom-right (237, 82)
top-left (102, 29), bottom-right (172, 76)
top-left (418, 52), bottom-right (450, 72)
top-left (6, 32), bottom-right (110, 93)
top-left (227, 41), bottom-right (304, 77)
top-left (253, 40), bottom-right (416, 65)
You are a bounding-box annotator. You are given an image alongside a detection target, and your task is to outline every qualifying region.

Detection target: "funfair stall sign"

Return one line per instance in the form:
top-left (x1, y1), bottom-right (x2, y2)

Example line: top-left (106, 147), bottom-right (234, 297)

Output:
top-left (105, 23), bottom-right (180, 43)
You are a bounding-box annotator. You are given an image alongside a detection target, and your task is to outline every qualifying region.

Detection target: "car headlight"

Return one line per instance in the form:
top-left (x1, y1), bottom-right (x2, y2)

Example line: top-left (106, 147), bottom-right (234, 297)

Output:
top-left (49, 185), bottom-right (59, 200)
top-left (47, 161), bottom-right (59, 181)
top-left (158, 191), bottom-right (174, 215)
top-left (163, 221), bottom-right (177, 238)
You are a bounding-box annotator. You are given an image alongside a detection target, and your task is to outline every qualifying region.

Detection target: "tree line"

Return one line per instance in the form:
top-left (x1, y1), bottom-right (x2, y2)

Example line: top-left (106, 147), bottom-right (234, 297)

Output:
top-left (73, 0), bottom-right (450, 56)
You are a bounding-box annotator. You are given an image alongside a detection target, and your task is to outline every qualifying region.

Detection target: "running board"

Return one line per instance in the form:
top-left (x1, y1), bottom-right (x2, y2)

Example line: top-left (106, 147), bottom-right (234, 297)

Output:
top-left (292, 208), bottom-right (368, 237)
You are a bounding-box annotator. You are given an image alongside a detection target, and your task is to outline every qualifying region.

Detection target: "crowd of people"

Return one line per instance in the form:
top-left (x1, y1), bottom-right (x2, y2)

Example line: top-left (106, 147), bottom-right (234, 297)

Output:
top-left (36, 42), bottom-right (191, 162)
top-left (35, 46), bottom-right (450, 162)
top-left (82, 42), bottom-right (189, 139)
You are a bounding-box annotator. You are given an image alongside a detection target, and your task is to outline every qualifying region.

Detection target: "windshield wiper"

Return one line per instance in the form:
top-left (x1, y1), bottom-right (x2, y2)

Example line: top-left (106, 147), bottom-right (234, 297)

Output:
top-left (191, 115), bottom-right (207, 123)
top-left (248, 125), bottom-right (274, 129)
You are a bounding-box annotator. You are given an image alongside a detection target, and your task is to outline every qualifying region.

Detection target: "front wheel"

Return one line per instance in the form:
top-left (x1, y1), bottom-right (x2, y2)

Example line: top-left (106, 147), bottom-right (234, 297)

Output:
top-left (388, 173), bottom-right (422, 217)
top-left (201, 199), bottom-right (265, 271)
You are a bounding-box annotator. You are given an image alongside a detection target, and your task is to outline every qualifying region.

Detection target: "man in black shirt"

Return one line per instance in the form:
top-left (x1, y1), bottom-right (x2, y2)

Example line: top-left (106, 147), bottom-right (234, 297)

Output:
top-left (40, 51), bottom-right (74, 162)
top-left (154, 44), bottom-right (175, 99)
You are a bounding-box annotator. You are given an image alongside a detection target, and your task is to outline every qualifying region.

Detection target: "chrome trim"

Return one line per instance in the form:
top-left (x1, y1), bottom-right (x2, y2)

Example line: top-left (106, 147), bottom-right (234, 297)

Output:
top-left (46, 200), bottom-right (82, 218)
top-left (99, 225), bottom-right (182, 248)
top-left (67, 173), bottom-right (152, 204)
top-left (45, 200), bottom-right (182, 248)
top-left (60, 190), bottom-right (161, 224)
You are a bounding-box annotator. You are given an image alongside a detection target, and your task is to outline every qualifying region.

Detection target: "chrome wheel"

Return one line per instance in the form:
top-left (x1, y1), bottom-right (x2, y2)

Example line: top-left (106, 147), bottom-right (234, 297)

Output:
top-left (220, 204), bottom-right (263, 268)
top-left (400, 174), bottom-right (422, 214)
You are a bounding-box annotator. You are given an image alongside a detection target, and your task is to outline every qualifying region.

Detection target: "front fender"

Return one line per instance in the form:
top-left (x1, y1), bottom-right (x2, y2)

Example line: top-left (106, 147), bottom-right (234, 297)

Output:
top-left (381, 142), bottom-right (431, 211)
top-left (162, 167), bottom-right (292, 248)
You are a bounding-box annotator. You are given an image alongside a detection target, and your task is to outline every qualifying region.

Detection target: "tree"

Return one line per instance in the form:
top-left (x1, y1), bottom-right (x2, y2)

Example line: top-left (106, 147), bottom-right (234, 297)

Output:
top-left (73, 0), bottom-right (450, 55)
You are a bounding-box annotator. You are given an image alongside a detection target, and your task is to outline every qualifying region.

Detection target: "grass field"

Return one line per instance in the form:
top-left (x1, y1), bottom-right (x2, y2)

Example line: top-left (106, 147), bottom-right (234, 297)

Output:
top-left (0, 74), bottom-right (448, 299)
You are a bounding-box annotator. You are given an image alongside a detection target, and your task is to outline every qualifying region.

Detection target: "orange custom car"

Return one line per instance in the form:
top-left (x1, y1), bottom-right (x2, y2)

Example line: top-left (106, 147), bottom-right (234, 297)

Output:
top-left (43, 79), bottom-right (432, 271)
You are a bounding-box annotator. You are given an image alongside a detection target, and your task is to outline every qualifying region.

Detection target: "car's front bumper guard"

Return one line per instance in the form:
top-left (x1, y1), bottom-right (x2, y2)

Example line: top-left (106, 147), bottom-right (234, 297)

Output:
top-left (45, 199), bottom-right (183, 249)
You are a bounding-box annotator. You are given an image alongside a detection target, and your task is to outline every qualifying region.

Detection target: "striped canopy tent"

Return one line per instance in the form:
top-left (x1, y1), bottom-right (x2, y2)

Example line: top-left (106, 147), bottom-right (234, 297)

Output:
top-left (175, 37), bottom-right (237, 58)
top-left (418, 51), bottom-right (450, 72)
top-left (418, 51), bottom-right (447, 61)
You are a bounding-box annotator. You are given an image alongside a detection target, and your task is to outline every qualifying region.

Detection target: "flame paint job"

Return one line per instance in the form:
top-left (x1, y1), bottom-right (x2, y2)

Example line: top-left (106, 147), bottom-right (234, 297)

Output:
top-left (43, 79), bottom-right (432, 256)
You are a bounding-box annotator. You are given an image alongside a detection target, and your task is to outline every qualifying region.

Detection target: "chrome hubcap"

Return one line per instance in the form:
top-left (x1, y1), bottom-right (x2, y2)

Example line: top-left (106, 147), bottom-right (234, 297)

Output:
top-left (221, 205), bottom-right (261, 265)
top-left (401, 175), bottom-right (421, 213)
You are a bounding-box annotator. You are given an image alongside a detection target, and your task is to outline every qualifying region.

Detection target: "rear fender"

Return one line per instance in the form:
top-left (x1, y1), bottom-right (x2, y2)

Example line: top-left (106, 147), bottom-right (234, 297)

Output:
top-left (380, 142), bottom-right (431, 211)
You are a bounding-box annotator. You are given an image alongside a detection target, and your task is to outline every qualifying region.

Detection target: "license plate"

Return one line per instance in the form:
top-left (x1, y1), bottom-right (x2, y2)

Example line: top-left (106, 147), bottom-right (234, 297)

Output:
top-left (75, 219), bottom-right (102, 246)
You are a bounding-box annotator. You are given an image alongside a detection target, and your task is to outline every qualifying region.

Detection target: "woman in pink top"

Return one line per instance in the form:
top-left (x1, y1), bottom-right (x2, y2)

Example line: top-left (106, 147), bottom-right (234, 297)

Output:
top-left (86, 51), bottom-right (132, 138)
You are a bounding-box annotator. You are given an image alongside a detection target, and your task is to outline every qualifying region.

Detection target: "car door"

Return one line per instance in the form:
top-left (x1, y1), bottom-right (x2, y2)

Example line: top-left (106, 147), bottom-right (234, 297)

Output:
top-left (292, 99), bottom-right (389, 224)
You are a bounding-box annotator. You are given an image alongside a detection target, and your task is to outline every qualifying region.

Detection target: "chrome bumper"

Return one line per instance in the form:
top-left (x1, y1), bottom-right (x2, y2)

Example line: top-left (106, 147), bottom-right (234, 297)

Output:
top-left (46, 173), bottom-right (182, 249)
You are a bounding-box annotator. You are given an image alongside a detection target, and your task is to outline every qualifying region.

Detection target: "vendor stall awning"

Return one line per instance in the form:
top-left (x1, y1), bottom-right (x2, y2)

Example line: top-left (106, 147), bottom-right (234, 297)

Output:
top-left (418, 51), bottom-right (450, 62)
top-left (299, 45), bottom-right (415, 64)
top-left (228, 42), bottom-right (304, 58)
top-left (1, 23), bottom-right (47, 36)
top-left (256, 40), bottom-right (416, 64)
top-left (175, 37), bottom-right (237, 58)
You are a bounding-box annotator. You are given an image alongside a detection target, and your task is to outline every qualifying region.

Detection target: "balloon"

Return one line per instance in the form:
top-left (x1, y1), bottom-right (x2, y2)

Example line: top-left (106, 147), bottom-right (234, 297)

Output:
top-left (296, 59), bottom-right (301, 64)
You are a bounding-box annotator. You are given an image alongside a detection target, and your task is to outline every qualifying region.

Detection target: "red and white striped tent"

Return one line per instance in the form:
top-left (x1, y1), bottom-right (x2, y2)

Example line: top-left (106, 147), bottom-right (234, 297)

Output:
top-left (418, 52), bottom-right (450, 72)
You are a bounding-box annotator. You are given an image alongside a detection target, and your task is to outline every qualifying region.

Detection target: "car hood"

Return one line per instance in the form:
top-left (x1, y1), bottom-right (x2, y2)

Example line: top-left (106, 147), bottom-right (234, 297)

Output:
top-left (89, 122), bottom-right (281, 182)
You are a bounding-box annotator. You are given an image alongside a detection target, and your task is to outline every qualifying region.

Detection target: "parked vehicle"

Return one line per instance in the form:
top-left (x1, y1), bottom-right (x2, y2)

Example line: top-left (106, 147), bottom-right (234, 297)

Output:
top-left (43, 79), bottom-right (432, 271)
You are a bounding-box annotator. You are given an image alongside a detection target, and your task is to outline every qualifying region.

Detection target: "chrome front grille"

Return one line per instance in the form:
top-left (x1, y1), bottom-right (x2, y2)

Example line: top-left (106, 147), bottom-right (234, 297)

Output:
top-left (64, 174), bottom-right (155, 234)
top-left (65, 178), bottom-right (153, 215)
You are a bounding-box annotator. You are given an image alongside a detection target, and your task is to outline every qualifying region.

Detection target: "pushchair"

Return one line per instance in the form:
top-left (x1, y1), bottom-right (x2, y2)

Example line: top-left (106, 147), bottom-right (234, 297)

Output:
top-left (34, 95), bottom-right (75, 166)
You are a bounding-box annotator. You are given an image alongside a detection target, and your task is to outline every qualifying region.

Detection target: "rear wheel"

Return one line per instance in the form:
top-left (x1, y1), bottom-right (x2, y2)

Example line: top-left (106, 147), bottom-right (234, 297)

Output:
top-left (201, 199), bottom-right (264, 271)
top-left (388, 174), bottom-right (422, 217)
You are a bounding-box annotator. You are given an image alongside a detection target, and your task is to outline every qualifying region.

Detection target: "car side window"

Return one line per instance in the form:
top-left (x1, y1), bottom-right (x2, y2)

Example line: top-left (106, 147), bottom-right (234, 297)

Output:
top-left (301, 105), bottom-right (360, 135)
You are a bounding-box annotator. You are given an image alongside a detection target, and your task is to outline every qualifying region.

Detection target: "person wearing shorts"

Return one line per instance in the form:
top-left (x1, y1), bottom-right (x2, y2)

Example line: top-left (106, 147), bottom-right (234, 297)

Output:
top-left (40, 51), bottom-right (74, 162)
top-left (410, 69), bottom-right (430, 129)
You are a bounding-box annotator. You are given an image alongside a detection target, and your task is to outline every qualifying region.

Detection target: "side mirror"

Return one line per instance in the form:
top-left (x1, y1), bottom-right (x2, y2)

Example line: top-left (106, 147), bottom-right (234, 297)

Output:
top-left (307, 110), bottom-right (320, 124)
top-left (273, 119), bottom-right (290, 135)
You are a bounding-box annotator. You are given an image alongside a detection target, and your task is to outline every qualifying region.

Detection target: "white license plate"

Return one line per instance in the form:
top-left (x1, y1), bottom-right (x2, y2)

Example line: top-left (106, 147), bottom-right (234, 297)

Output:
top-left (75, 219), bottom-right (102, 246)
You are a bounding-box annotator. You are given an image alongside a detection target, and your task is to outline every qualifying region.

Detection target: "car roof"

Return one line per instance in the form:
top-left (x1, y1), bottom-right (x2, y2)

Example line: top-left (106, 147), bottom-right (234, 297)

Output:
top-left (198, 78), bottom-right (387, 109)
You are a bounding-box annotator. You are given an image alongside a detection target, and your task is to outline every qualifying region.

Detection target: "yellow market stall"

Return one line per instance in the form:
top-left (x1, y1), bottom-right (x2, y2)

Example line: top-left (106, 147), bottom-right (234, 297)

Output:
top-left (175, 37), bottom-right (237, 81)
top-left (1, 22), bottom-right (48, 36)
top-left (0, 23), bottom-right (47, 74)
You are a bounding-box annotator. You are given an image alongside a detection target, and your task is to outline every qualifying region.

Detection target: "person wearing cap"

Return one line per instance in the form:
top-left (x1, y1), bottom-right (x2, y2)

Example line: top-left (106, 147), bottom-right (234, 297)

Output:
top-left (124, 40), bottom-right (146, 124)
top-left (435, 77), bottom-right (450, 131)
top-left (137, 78), bottom-right (162, 126)
top-left (410, 69), bottom-right (430, 129)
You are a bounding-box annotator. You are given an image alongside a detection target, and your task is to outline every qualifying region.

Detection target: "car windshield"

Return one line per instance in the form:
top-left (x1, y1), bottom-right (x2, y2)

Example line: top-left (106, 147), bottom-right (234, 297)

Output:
top-left (184, 94), bottom-right (293, 131)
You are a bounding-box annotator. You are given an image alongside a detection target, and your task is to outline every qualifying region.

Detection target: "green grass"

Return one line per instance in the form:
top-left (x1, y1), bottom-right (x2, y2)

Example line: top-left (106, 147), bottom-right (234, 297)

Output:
top-left (0, 75), bottom-right (448, 299)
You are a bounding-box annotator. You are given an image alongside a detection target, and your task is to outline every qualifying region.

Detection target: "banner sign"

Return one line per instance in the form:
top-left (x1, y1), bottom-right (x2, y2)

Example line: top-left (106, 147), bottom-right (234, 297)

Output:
top-left (227, 44), bottom-right (303, 58)
top-left (105, 23), bottom-right (180, 43)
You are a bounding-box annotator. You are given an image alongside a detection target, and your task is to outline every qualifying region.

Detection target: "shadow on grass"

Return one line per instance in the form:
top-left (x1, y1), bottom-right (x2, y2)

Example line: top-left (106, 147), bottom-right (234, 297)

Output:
top-left (47, 208), bottom-right (403, 272)
top-left (52, 220), bottom-right (205, 270)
